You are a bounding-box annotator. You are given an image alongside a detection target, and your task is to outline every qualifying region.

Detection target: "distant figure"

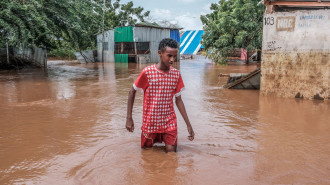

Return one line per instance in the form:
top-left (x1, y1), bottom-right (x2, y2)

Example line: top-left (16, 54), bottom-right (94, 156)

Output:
top-left (126, 38), bottom-right (195, 152)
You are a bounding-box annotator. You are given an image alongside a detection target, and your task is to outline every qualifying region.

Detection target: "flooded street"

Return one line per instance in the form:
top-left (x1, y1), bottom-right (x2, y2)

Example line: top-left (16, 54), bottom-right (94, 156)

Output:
top-left (0, 57), bottom-right (329, 184)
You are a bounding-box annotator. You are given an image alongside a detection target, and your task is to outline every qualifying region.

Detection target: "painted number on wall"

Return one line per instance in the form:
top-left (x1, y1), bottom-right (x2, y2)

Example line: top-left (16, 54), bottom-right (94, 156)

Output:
top-left (276, 17), bottom-right (296, 31)
top-left (264, 17), bottom-right (275, 25)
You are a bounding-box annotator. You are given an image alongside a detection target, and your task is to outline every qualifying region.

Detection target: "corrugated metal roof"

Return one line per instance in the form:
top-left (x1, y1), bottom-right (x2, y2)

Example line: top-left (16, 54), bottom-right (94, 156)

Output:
top-left (180, 30), bottom-right (204, 55)
top-left (135, 23), bottom-right (183, 30)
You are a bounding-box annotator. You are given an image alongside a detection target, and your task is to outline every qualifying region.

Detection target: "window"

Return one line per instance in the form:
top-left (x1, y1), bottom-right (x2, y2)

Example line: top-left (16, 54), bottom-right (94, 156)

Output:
top-left (123, 42), bottom-right (135, 54)
top-left (136, 42), bottom-right (150, 54)
top-left (114, 42), bottom-right (150, 54)
top-left (115, 42), bottom-right (134, 54)
top-left (115, 42), bottom-right (121, 54)
top-left (103, 42), bottom-right (108, 51)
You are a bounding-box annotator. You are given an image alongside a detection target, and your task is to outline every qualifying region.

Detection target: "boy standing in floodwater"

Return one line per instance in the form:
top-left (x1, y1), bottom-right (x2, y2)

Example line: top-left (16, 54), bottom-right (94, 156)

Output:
top-left (126, 38), bottom-right (194, 152)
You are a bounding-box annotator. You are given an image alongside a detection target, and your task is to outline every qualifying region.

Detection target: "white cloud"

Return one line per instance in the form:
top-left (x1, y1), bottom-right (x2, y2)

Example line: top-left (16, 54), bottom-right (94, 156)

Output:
top-left (149, 8), bottom-right (204, 30)
top-left (200, 3), bottom-right (212, 16)
top-left (175, 13), bottom-right (202, 30)
top-left (202, 3), bottom-right (212, 12)
top-left (153, 8), bottom-right (172, 20)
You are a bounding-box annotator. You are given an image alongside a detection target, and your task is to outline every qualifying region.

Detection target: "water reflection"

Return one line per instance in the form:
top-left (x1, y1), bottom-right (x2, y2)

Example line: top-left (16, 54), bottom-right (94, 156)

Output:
top-left (255, 96), bottom-right (330, 184)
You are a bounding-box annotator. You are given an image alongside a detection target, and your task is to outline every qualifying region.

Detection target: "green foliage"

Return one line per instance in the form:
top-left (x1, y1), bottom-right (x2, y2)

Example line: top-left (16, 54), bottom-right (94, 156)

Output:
top-left (0, 0), bottom-right (149, 55)
top-left (136, 21), bottom-right (161, 27)
top-left (47, 48), bottom-right (76, 60)
top-left (201, 0), bottom-right (265, 63)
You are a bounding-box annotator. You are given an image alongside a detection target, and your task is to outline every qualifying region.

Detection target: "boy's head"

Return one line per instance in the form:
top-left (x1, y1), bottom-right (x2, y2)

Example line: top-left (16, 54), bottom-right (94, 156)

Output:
top-left (158, 38), bottom-right (178, 52)
top-left (158, 38), bottom-right (179, 67)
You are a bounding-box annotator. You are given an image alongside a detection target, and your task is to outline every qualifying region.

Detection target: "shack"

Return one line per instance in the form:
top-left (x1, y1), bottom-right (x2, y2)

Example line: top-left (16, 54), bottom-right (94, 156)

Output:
top-left (97, 24), bottom-right (181, 63)
top-left (261, 0), bottom-right (330, 100)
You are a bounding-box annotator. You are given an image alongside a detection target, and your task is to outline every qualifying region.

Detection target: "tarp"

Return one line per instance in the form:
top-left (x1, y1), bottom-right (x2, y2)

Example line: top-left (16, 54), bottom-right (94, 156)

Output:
top-left (180, 30), bottom-right (204, 55)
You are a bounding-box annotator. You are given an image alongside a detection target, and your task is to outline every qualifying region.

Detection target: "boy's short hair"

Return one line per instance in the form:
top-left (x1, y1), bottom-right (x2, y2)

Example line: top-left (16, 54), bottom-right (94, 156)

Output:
top-left (158, 38), bottom-right (178, 52)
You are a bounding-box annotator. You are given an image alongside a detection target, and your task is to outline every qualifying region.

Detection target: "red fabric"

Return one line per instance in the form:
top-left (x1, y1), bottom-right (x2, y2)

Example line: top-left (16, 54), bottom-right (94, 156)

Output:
top-left (141, 130), bottom-right (177, 148)
top-left (241, 48), bottom-right (247, 61)
top-left (133, 64), bottom-right (184, 134)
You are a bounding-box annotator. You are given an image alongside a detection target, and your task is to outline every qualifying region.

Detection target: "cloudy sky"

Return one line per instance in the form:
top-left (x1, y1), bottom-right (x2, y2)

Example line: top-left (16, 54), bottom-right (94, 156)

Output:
top-left (121, 0), bottom-right (219, 31)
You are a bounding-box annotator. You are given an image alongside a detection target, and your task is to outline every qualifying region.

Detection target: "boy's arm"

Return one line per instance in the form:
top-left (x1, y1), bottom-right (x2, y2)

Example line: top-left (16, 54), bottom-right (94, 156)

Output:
top-left (126, 87), bottom-right (136, 132)
top-left (175, 96), bottom-right (195, 141)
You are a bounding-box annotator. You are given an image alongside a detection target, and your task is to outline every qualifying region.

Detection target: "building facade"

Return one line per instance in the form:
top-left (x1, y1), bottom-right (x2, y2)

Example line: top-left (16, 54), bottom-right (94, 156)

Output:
top-left (97, 25), bottom-right (180, 64)
top-left (261, 0), bottom-right (330, 100)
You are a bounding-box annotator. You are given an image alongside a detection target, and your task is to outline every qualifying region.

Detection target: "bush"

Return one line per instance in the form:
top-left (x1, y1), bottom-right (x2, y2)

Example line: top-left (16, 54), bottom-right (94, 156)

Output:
top-left (48, 48), bottom-right (76, 60)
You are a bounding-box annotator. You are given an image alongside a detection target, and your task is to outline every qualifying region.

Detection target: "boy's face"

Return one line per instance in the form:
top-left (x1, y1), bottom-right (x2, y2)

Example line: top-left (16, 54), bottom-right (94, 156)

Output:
top-left (158, 47), bottom-right (178, 68)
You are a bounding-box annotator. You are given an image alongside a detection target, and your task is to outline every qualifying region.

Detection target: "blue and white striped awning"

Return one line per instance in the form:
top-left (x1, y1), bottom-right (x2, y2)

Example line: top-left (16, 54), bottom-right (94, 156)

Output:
top-left (180, 30), bottom-right (204, 55)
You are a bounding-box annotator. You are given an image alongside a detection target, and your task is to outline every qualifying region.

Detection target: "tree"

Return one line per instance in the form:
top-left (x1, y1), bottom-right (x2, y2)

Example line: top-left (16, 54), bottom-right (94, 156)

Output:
top-left (71, 0), bottom-right (150, 51)
top-left (201, 0), bottom-right (265, 63)
top-left (0, 0), bottom-right (150, 63)
top-left (103, 0), bottom-right (150, 29)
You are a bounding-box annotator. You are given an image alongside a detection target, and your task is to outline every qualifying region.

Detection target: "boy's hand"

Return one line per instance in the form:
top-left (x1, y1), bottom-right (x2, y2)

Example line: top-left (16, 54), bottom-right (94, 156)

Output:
top-left (126, 118), bottom-right (134, 132)
top-left (187, 125), bottom-right (195, 141)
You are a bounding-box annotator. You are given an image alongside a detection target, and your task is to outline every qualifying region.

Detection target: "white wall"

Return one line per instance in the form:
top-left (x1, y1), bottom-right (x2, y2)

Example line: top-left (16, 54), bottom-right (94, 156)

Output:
top-left (261, 9), bottom-right (330, 100)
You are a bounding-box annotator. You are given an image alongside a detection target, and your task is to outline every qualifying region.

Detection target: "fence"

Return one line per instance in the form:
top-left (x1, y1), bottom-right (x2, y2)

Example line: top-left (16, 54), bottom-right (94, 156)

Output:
top-left (0, 45), bottom-right (47, 68)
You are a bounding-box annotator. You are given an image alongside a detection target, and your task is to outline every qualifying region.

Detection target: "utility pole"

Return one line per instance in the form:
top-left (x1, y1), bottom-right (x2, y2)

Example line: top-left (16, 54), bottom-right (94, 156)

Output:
top-left (101, 0), bottom-right (105, 63)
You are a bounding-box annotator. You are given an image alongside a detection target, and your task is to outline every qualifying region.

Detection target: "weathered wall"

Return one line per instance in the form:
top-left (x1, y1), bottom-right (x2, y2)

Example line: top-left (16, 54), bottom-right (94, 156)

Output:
top-left (74, 50), bottom-right (95, 63)
top-left (97, 30), bottom-right (115, 62)
top-left (13, 45), bottom-right (46, 67)
top-left (261, 9), bottom-right (330, 100)
top-left (133, 27), bottom-right (170, 63)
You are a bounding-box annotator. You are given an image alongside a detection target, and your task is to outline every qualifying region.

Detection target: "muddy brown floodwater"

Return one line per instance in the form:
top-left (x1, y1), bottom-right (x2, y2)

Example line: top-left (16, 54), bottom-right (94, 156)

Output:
top-left (0, 56), bottom-right (329, 185)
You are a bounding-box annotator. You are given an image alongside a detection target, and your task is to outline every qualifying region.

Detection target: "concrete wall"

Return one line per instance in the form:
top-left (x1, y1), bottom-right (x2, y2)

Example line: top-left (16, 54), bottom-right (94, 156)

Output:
top-left (261, 9), bottom-right (330, 100)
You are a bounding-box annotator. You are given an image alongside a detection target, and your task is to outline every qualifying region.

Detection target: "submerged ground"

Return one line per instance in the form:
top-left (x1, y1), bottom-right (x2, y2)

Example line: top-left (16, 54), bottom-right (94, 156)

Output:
top-left (0, 57), bottom-right (329, 184)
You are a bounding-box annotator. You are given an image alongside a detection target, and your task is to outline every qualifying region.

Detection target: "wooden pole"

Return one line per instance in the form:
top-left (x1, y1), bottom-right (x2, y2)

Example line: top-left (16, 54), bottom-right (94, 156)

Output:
top-left (6, 34), bottom-right (9, 64)
top-left (44, 46), bottom-right (47, 69)
top-left (101, 0), bottom-right (105, 63)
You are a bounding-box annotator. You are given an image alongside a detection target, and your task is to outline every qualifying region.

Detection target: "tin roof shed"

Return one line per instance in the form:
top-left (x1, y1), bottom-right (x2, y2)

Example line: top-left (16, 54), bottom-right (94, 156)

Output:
top-left (97, 25), bottom-right (181, 63)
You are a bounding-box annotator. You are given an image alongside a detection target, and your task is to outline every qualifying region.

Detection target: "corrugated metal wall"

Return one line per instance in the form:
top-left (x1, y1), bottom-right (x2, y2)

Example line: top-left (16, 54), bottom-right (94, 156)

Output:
top-left (97, 30), bottom-right (114, 62)
top-left (74, 50), bottom-right (95, 63)
top-left (97, 27), bottom-right (181, 63)
top-left (114, 27), bottom-right (134, 42)
top-left (115, 54), bottom-right (128, 63)
top-left (13, 45), bottom-right (46, 67)
top-left (133, 27), bottom-right (170, 63)
top-left (170, 30), bottom-right (180, 43)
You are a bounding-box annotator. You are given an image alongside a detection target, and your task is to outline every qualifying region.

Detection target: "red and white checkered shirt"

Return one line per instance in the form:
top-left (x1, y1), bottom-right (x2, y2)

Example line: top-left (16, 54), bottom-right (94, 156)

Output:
top-left (133, 64), bottom-right (185, 133)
